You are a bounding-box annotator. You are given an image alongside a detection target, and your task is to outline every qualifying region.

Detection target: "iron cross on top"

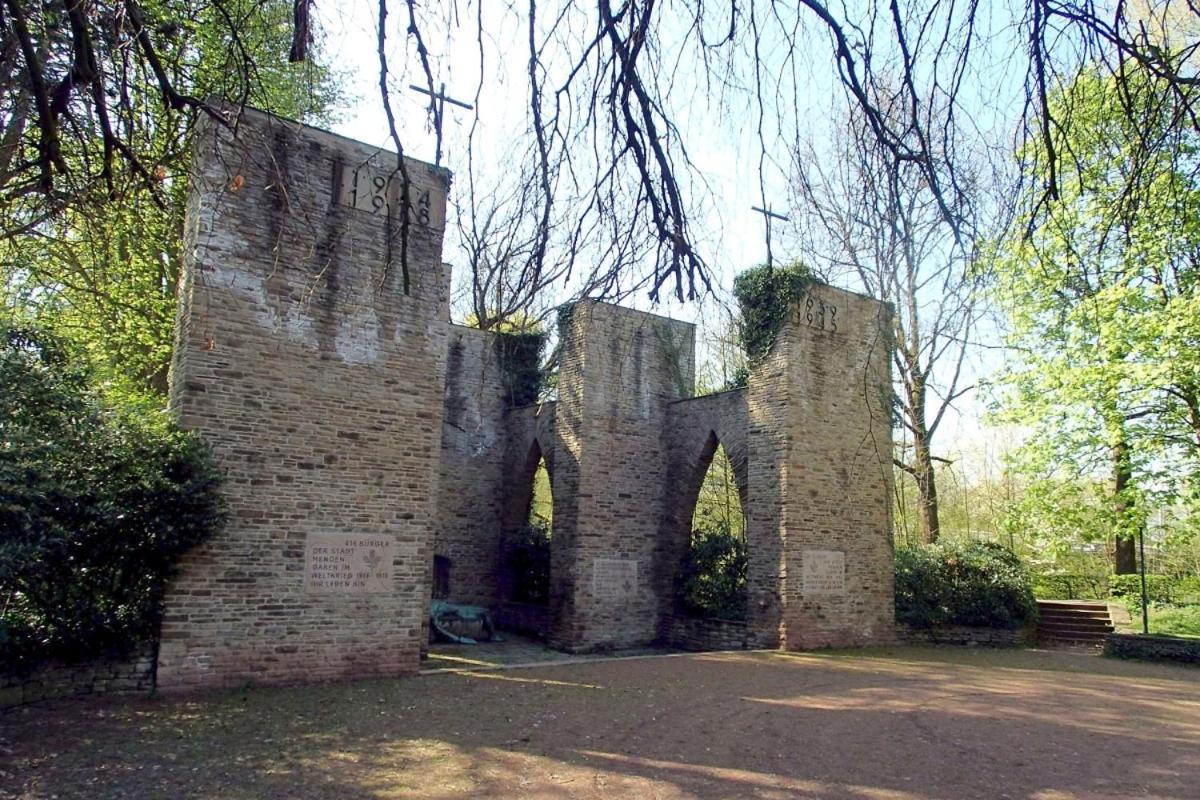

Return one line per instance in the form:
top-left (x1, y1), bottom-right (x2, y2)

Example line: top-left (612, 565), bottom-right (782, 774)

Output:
top-left (408, 82), bottom-right (473, 167)
top-left (751, 204), bottom-right (789, 267)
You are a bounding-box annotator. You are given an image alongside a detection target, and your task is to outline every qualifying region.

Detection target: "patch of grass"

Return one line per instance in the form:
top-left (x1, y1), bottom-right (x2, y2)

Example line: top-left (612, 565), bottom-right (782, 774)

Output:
top-left (1148, 604), bottom-right (1200, 639)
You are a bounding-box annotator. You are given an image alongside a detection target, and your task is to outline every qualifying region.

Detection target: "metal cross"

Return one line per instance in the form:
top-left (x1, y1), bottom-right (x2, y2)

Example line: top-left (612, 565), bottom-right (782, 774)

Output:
top-left (751, 204), bottom-right (790, 267)
top-left (408, 82), bottom-right (474, 167)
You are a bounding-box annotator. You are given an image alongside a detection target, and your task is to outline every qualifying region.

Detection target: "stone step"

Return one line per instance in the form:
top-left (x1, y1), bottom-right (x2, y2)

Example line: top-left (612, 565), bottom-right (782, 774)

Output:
top-left (1038, 613), bottom-right (1114, 627)
top-left (1039, 607), bottom-right (1113, 621)
top-left (1038, 622), bottom-right (1113, 637)
top-left (1036, 600), bottom-right (1114, 645)
top-left (1037, 600), bottom-right (1110, 612)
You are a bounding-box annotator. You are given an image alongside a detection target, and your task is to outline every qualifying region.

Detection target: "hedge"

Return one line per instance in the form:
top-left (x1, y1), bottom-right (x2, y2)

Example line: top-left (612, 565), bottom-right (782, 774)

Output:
top-left (895, 540), bottom-right (1038, 630)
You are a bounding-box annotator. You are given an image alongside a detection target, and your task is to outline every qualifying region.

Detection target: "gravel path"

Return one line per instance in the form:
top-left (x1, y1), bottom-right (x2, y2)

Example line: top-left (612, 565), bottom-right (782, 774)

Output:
top-left (2, 647), bottom-right (1197, 799)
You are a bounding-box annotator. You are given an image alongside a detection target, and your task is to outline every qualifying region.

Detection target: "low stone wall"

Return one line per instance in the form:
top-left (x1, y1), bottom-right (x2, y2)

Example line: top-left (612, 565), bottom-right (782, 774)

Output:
top-left (495, 602), bottom-right (551, 640)
top-left (1105, 633), bottom-right (1200, 665)
top-left (1, 645), bottom-right (156, 709)
top-left (666, 615), bottom-right (753, 651)
top-left (896, 624), bottom-right (1034, 648)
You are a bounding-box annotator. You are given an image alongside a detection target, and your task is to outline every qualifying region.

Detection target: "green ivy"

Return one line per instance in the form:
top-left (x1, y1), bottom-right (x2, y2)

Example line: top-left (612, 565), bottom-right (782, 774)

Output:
top-left (0, 325), bottom-right (224, 673)
top-left (494, 331), bottom-right (547, 407)
top-left (732, 261), bottom-right (815, 364)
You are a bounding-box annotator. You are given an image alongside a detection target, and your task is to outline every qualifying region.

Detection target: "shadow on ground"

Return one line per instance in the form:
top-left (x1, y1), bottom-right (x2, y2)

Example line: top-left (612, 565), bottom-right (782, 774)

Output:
top-left (2, 647), bottom-right (1197, 799)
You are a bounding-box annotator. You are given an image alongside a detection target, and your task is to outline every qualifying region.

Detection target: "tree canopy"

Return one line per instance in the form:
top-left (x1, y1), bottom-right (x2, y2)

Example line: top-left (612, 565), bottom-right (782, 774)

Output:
top-left (991, 64), bottom-right (1200, 571)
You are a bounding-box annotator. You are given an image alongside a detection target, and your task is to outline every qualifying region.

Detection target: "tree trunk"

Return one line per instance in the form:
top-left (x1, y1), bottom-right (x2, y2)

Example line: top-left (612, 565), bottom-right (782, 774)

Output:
top-left (1111, 436), bottom-right (1138, 575)
top-left (908, 371), bottom-right (941, 545)
top-left (913, 434), bottom-right (941, 544)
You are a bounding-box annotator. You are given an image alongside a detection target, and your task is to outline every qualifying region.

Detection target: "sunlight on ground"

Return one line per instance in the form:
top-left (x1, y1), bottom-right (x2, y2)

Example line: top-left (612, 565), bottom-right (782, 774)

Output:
top-left (3, 648), bottom-right (1198, 800)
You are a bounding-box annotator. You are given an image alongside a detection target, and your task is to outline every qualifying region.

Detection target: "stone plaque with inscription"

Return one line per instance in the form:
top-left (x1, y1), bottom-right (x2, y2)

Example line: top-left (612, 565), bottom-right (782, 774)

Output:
top-left (592, 558), bottom-right (638, 601)
top-left (334, 160), bottom-right (446, 230)
top-left (802, 550), bottom-right (846, 596)
top-left (305, 533), bottom-right (395, 594)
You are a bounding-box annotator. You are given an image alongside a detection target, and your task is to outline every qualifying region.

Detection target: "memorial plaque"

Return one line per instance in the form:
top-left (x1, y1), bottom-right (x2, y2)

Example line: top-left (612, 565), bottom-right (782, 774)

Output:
top-left (334, 161), bottom-right (446, 230)
top-left (592, 558), bottom-right (638, 600)
top-left (802, 550), bottom-right (846, 596)
top-left (305, 533), bottom-right (395, 594)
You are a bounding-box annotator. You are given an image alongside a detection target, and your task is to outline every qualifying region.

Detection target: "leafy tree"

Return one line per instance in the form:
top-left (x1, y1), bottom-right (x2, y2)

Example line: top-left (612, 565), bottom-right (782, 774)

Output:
top-left (677, 522), bottom-right (748, 621)
top-left (0, 325), bottom-right (223, 672)
top-left (1, 0), bottom-right (339, 395)
top-left (991, 65), bottom-right (1200, 573)
top-left (692, 442), bottom-right (744, 542)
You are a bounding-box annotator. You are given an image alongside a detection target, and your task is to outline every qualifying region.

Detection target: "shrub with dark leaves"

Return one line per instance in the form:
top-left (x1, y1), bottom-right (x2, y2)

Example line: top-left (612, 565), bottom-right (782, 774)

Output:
top-left (678, 524), bottom-right (747, 621)
top-left (0, 325), bottom-right (223, 673)
top-left (895, 540), bottom-right (1037, 630)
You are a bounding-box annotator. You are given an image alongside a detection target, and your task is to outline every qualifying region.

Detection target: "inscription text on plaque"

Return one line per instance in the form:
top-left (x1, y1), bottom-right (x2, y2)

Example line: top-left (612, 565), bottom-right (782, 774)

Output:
top-left (802, 550), bottom-right (846, 596)
top-left (305, 533), bottom-right (395, 594)
top-left (592, 558), bottom-right (638, 601)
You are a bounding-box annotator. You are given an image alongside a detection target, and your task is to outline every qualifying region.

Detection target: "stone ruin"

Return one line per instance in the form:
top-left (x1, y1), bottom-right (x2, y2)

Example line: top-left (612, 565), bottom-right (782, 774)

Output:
top-left (157, 108), bottom-right (896, 691)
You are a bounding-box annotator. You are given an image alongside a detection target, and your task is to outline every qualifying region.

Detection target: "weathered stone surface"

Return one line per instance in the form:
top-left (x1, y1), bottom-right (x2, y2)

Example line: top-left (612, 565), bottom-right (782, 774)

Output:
top-left (548, 302), bottom-right (696, 651)
top-left (1, 644), bottom-right (156, 709)
top-left (897, 624), bottom-right (1035, 648)
top-left (161, 112), bottom-right (898, 691)
top-left (159, 108), bottom-right (451, 691)
top-left (748, 286), bottom-right (897, 650)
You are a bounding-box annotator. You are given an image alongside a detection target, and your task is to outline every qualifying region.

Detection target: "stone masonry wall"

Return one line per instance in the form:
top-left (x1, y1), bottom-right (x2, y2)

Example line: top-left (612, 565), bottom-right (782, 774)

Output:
top-left (750, 285), bottom-right (896, 649)
top-left (1, 645), bottom-right (156, 709)
top-left (435, 326), bottom-right (509, 606)
top-left (665, 616), bottom-right (754, 652)
top-left (160, 108), bottom-right (451, 691)
top-left (550, 302), bottom-right (695, 651)
top-left (660, 389), bottom-right (757, 642)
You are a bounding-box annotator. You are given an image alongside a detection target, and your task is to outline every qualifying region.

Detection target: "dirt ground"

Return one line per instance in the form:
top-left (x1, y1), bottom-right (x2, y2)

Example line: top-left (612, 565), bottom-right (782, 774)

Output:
top-left (2, 646), bottom-right (1198, 799)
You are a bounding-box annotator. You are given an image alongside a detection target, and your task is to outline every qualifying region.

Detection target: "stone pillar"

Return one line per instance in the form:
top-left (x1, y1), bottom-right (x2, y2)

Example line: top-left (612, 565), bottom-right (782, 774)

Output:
top-left (747, 284), bottom-right (896, 648)
top-left (550, 302), bottom-right (695, 651)
top-left (160, 109), bottom-right (451, 690)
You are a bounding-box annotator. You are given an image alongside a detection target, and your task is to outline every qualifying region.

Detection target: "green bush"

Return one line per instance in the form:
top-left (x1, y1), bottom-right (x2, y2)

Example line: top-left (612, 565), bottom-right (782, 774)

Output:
top-left (0, 325), bottom-right (223, 673)
top-left (1110, 573), bottom-right (1173, 607)
top-left (895, 540), bottom-right (1038, 629)
top-left (1110, 573), bottom-right (1200, 609)
top-left (1146, 604), bottom-right (1200, 639)
top-left (507, 521), bottom-right (551, 605)
top-left (677, 524), bottom-right (747, 621)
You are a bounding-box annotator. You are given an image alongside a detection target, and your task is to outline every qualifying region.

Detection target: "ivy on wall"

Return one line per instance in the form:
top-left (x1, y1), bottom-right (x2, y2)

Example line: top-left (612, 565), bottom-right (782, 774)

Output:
top-left (732, 261), bottom-right (815, 372)
top-left (494, 331), bottom-right (547, 407)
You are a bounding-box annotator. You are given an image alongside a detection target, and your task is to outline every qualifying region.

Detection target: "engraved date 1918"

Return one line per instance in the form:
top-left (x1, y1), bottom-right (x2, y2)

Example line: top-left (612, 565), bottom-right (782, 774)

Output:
top-left (336, 162), bottom-right (441, 228)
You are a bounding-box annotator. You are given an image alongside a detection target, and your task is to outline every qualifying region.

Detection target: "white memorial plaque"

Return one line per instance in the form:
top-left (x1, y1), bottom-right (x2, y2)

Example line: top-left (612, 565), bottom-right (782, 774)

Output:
top-left (802, 550), bottom-right (846, 596)
top-left (335, 161), bottom-right (446, 230)
top-left (305, 533), bottom-right (395, 594)
top-left (592, 558), bottom-right (638, 600)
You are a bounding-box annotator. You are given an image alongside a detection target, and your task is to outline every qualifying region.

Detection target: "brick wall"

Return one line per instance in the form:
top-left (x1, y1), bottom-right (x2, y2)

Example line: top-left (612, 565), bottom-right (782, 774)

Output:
top-left (160, 108), bottom-right (451, 691)
top-left (436, 326), bottom-right (509, 605)
top-left (897, 625), bottom-right (1035, 648)
top-left (661, 389), bottom-right (759, 642)
top-left (550, 302), bottom-right (696, 651)
top-left (665, 616), bottom-right (754, 651)
top-left (748, 285), bottom-right (896, 650)
top-left (161, 114), bottom-right (899, 690)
